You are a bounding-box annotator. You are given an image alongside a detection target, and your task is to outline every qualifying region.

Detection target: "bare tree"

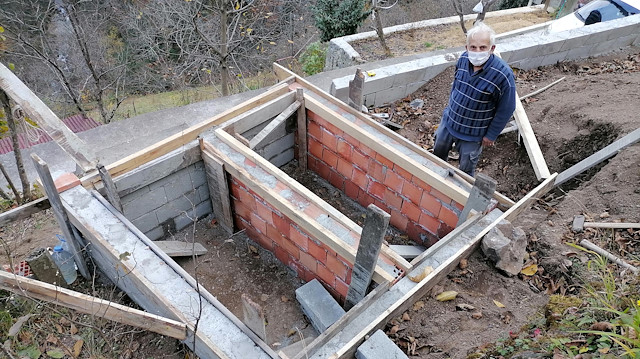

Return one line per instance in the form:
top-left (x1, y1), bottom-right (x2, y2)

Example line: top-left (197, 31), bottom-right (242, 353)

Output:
top-left (0, 90), bottom-right (31, 203)
top-left (370, 0), bottom-right (396, 58)
top-left (452, 0), bottom-right (468, 35)
top-left (475, 0), bottom-right (498, 24)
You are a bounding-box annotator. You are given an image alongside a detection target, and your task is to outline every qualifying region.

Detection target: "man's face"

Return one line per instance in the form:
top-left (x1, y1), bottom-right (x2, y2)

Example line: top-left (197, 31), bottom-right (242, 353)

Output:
top-left (466, 33), bottom-right (494, 53)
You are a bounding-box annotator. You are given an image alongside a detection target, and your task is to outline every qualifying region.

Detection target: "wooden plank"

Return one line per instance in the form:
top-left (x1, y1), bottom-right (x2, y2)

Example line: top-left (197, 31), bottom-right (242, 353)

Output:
top-left (154, 241), bottom-right (207, 257)
top-left (296, 88), bottom-right (308, 170)
top-left (241, 293), bottom-right (267, 341)
top-left (0, 196), bottom-right (50, 226)
top-left (80, 82), bottom-right (290, 188)
top-left (31, 154), bottom-right (89, 279)
top-left (88, 190), bottom-right (279, 359)
top-left (97, 163), bottom-right (123, 212)
top-left (200, 139), bottom-right (234, 233)
top-left (494, 52), bottom-right (551, 181)
top-left (344, 204), bottom-right (389, 311)
top-left (0, 271), bottom-right (187, 340)
top-left (0, 62), bottom-right (95, 172)
top-left (213, 130), bottom-right (407, 276)
top-left (62, 191), bottom-right (231, 359)
top-left (274, 63), bottom-right (515, 209)
top-left (291, 281), bottom-right (390, 359)
top-left (304, 95), bottom-right (469, 206)
top-left (249, 101), bottom-right (300, 149)
top-left (555, 127), bottom-right (640, 187)
top-left (328, 174), bottom-right (559, 358)
top-left (347, 68), bottom-right (365, 111)
top-left (202, 139), bottom-right (395, 284)
top-left (584, 222), bottom-right (640, 229)
top-left (221, 91), bottom-right (296, 135)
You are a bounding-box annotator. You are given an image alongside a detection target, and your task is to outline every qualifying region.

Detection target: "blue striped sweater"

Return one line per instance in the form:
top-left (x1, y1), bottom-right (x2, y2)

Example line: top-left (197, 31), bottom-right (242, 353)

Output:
top-left (441, 52), bottom-right (516, 142)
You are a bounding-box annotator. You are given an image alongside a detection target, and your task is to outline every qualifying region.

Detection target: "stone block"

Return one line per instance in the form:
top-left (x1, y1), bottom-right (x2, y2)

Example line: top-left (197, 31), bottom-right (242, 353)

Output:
top-left (481, 219), bottom-right (527, 276)
top-left (155, 190), bottom-right (199, 224)
top-left (355, 329), bottom-right (408, 359)
top-left (374, 86), bottom-right (407, 107)
top-left (190, 163), bottom-right (208, 188)
top-left (174, 200), bottom-right (212, 232)
top-left (196, 184), bottom-right (210, 204)
top-left (144, 226), bottom-right (164, 241)
top-left (151, 167), bottom-right (193, 199)
top-left (540, 51), bottom-right (569, 67)
top-left (295, 279), bottom-right (345, 333)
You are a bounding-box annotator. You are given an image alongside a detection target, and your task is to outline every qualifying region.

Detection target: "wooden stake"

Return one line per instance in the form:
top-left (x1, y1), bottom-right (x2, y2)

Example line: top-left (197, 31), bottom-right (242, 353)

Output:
top-left (296, 88), bottom-right (307, 170)
top-left (31, 154), bottom-right (89, 279)
top-left (344, 204), bottom-right (390, 311)
top-left (580, 239), bottom-right (639, 274)
top-left (97, 163), bottom-right (123, 213)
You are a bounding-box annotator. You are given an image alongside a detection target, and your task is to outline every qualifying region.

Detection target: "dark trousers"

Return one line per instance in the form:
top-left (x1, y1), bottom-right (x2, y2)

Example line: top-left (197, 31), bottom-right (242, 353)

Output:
top-left (433, 125), bottom-right (483, 177)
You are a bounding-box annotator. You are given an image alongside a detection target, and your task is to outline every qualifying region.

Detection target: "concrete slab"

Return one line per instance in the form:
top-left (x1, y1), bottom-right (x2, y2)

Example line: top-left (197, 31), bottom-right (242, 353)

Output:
top-left (355, 329), bottom-right (408, 359)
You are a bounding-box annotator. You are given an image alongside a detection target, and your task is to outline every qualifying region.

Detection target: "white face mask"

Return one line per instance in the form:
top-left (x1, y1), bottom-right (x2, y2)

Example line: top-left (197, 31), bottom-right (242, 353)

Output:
top-left (468, 51), bottom-right (491, 66)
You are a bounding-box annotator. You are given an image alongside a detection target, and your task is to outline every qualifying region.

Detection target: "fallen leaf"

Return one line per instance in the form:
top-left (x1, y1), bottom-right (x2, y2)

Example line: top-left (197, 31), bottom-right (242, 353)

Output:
top-left (521, 263), bottom-right (538, 276)
top-left (458, 259), bottom-right (468, 269)
top-left (409, 266), bottom-right (433, 282)
top-left (260, 294), bottom-right (269, 302)
top-left (8, 314), bottom-right (34, 337)
top-left (436, 291), bottom-right (458, 302)
top-left (70, 323), bottom-right (78, 335)
top-left (599, 212), bottom-right (610, 218)
top-left (590, 322), bottom-right (614, 331)
top-left (471, 311), bottom-right (483, 319)
top-left (224, 239), bottom-right (234, 243)
top-left (456, 303), bottom-right (475, 311)
top-left (493, 300), bottom-right (506, 308)
top-left (73, 339), bottom-right (84, 358)
top-left (47, 348), bottom-right (65, 358)
top-left (389, 325), bottom-right (400, 334)
top-left (402, 312), bottom-right (411, 321)
top-left (412, 301), bottom-right (425, 311)
top-left (248, 245), bottom-right (258, 254)
top-left (281, 296), bottom-right (289, 302)
top-left (46, 333), bottom-right (58, 344)
top-left (287, 329), bottom-right (296, 337)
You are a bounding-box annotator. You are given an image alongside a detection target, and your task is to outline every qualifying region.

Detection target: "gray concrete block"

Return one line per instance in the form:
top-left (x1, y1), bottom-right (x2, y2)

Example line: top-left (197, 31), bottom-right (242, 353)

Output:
top-left (269, 148), bottom-right (295, 168)
top-left (196, 184), bottom-right (210, 204)
top-left (261, 133), bottom-right (295, 161)
top-left (374, 86), bottom-right (407, 107)
top-left (355, 330), bottom-right (408, 359)
top-left (144, 226), bottom-right (165, 241)
top-left (566, 44), bottom-right (596, 61)
top-left (363, 72), bottom-right (395, 94)
top-left (364, 93), bottom-right (376, 107)
top-left (131, 211), bottom-right (160, 233)
top-left (174, 200), bottom-right (212, 232)
top-left (122, 186), bottom-right (168, 220)
top-left (540, 51), bottom-right (569, 67)
top-left (190, 163), bottom-right (208, 188)
top-left (392, 68), bottom-right (427, 87)
top-left (120, 185), bottom-right (151, 206)
top-left (150, 166), bottom-right (193, 197)
top-left (296, 279), bottom-right (345, 333)
top-left (155, 190), bottom-right (199, 224)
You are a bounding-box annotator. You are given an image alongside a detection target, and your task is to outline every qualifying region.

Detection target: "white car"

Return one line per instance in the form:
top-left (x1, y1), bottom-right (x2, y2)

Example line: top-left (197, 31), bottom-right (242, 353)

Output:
top-left (548, 0), bottom-right (640, 32)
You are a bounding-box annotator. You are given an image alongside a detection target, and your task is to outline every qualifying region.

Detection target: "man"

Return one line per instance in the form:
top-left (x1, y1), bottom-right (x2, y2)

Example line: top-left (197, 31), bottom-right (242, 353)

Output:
top-left (433, 21), bottom-right (516, 176)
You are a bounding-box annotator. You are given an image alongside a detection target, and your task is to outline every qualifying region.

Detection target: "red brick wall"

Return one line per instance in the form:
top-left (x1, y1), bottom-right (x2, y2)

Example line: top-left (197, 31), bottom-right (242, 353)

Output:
top-left (230, 178), bottom-right (352, 302)
top-left (305, 110), bottom-right (463, 247)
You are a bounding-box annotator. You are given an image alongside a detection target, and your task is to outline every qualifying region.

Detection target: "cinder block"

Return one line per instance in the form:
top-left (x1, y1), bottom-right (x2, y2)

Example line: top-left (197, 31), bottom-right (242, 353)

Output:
top-left (374, 86), bottom-right (407, 107)
top-left (151, 167), bottom-right (193, 201)
top-left (144, 226), bottom-right (164, 241)
top-left (196, 184), bottom-right (209, 204)
top-left (131, 211), bottom-right (159, 233)
top-left (155, 190), bottom-right (199, 224)
top-left (122, 186), bottom-right (168, 220)
top-left (190, 163), bottom-right (208, 188)
top-left (173, 200), bottom-right (212, 231)
top-left (295, 279), bottom-right (345, 333)
top-left (355, 330), bottom-right (408, 359)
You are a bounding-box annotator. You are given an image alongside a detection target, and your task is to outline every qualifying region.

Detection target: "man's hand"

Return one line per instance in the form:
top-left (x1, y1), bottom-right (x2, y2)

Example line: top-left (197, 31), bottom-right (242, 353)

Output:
top-left (482, 137), bottom-right (494, 147)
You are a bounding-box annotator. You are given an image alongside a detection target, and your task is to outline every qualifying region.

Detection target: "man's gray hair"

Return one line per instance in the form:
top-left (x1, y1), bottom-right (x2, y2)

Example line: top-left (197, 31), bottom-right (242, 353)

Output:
top-left (466, 21), bottom-right (496, 46)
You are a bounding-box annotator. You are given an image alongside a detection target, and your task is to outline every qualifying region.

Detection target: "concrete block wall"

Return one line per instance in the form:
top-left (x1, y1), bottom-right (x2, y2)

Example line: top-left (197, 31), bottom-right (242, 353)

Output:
top-left (229, 177), bottom-right (354, 302)
top-left (306, 110), bottom-right (462, 247)
top-left (114, 143), bottom-right (213, 240)
top-left (324, 6), bottom-right (547, 71)
top-left (329, 14), bottom-right (640, 106)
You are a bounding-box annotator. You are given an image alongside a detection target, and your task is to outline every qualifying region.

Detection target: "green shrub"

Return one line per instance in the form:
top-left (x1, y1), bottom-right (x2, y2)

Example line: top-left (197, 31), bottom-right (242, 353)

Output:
top-left (300, 42), bottom-right (328, 76)
top-left (312, 0), bottom-right (371, 42)
top-left (499, 0), bottom-right (529, 10)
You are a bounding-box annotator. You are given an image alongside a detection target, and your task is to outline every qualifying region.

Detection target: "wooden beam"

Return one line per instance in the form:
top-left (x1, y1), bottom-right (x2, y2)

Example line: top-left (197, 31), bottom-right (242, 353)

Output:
top-left (304, 94), bottom-right (469, 206)
top-left (327, 173), bottom-right (559, 358)
top-left (80, 82), bottom-right (290, 188)
top-left (0, 271), bottom-right (187, 340)
top-left (584, 222), bottom-right (640, 230)
top-left (214, 130), bottom-right (409, 275)
top-left (199, 139), bottom-right (234, 234)
top-left (203, 138), bottom-right (395, 284)
top-left (555, 127), bottom-right (640, 187)
top-left (0, 196), bottom-right (50, 226)
top-left (291, 281), bottom-right (390, 359)
top-left (0, 62), bottom-right (95, 172)
top-left (296, 88), bottom-right (308, 170)
top-left (494, 52), bottom-right (550, 181)
top-left (273, 63), bottom-right (515, 209)
top-left (221, 91), bottom-right (296, 135)
top-left (249, 101), bottom-right (300, 149)
top-left (31, 154), bottom-right (90, 278)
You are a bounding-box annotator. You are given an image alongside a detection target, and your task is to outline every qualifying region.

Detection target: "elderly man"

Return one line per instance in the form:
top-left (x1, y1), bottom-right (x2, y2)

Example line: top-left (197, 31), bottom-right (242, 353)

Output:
top-left (433, 21), bottom-right (516, 176)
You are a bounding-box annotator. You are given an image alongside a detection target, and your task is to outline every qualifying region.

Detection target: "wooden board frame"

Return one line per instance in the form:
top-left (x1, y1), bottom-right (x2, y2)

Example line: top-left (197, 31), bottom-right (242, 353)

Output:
top-left (221, 91), bottom-right (296, 135)
top-left (273, 63), bottom-right (515, 209)
top-left (202, 138), bottom-right (396, 284)
top-left (80, 82), bottom-right (290, 188)
top-left (213, 129), bottom-right (410, 273)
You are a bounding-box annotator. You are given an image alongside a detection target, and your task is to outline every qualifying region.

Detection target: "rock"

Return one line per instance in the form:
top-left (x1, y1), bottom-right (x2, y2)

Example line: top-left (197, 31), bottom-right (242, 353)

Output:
top-left (471, 311), bottom-right (483, 319)
top-left (409, 99), bottom-right (424, 109)
top-left (481, 220), bottom-right (527, 276)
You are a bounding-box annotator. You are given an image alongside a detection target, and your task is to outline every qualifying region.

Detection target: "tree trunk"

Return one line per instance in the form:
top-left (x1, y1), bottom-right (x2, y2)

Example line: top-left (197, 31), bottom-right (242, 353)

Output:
top-left (0, 90), bottom-right (30, 203)
top-left (475, 0), bottom-right (497, 24)
top-left (372, 2), bottom-right (392, 57)
top-left (452, 0), bottom-right (468, 35)
top-left (220, 6), bottom-right (230, 97)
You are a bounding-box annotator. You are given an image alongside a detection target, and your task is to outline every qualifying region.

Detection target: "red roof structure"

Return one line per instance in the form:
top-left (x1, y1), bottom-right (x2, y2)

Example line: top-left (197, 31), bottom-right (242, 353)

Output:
top-left (0, 115), bottom-right (101, 155)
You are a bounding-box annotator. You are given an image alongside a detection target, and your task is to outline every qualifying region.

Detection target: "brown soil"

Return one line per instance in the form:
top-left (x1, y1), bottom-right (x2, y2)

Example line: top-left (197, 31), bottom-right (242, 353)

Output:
top-left (352, 11), bottom-right (552, 62)
top-left (2, 46), bottom-right (640, 358)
